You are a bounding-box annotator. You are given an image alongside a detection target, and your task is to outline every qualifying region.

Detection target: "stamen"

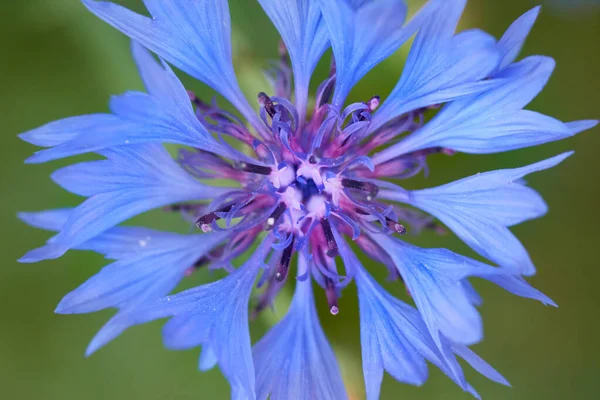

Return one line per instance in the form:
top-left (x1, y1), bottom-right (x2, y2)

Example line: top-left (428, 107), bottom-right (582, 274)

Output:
top-left (325, 278), bottom-right (339, 315)
top-left (184, 255), bottom-right (209, 277)
top-left (367, 95), bottom-right (380, 112)
top-left (341, 178), bottom-right (379, 198)
top-left (258, 92), bottom-right (276, 118)
top-left (320, 218), bottom-right (339, 257)
top-left (264, 202), bottom-right (287, 230)
top-left (163, 204), bottom-right (199, 213)
top-left (195, 204), bottom-right (234, 232)
top-left (275, 235), bottom-right (295, 282)
top-left (238, 161), bottom-right (272, 175)
top-left (385, 218), bottom-right (407, 235)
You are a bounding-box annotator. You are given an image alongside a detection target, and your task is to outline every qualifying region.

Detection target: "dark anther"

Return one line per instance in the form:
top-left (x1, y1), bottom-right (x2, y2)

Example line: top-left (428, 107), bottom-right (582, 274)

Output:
top-left (163, 204), bottom-right (198, 212)
top-left (320, 218), bottom-right (339, 258)
top-left (258, 92), bottom-right (276, 118)
top-left (325, 278), bottom-right (339, 315)
top-left (265, 202), bottom-right (287, 230)
top-left (184, 255), bottom-right (210, 277)
top-left (195, 204), bottom-right (234, 232)
top-left (275, 235), bottom-right (295, 282)
top-left (317, 58), bottom-right (336, 108)
top-left (385, 218), bottom-right (407, 235)
top-left (239, 161), bottom-right (272, 175)
top-left (355, 95), bottom-right (381, 125)
top-left (341, 178), bottom-right (379, 199)
top-left (193, 256), bottom-right (209, 269)
top-left (278, 39), bottom-right (289, 62)
top-left (308, 155), bottom-right (317, 164)
top-left (341, 134), bottom-right (353, 147)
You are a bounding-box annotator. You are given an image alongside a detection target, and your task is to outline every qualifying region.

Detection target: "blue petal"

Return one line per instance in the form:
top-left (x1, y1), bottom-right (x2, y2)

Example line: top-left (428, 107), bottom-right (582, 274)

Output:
top-left (253, 255), bottom-right (347, 400)
top-left (81, 0), bottom-right (261, 129)
top-left (379, 152), bottom-right (572, 275)
top-left (566, 119), bottom-right (598, 134)
top-left (496, 6), bottom-right (540, 71)
top-left (451, 344), bottom-right (510, 387)
top-left (19, 144), bottom-right (231, 262)
top-left (257, 0), bottom-right (329, 120)
top-left (127, 238), bottom-right (274, 400)
top-left (364, 232), bottom-right (555, 350)
top-left (319, 0), bottom-right (435, 109)
top-left (371, 1), bottom-right (503, 131)
top-left (462, 281), bottom-right (483, 307)
top-left (20, 43), bottom-right (231, 163)
top-left (18, 208), bottom-right (204, 260)
top-left (67, 230), bottom-right (228, 355)
top-left (199, 344), bottom-right (219, 372)
top-left (56, 231), bottom-right (228, 314)
top-left (373, 56), bottom-right (582, 162)
top-left (335, 229), bottom-right (504, 398)
top-left (17, 209), bottom-right (71, 231)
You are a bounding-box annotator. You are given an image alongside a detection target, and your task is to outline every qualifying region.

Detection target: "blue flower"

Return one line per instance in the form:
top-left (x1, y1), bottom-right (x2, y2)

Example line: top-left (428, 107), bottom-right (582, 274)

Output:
top-left (19, 1), bottom-right (596, 399)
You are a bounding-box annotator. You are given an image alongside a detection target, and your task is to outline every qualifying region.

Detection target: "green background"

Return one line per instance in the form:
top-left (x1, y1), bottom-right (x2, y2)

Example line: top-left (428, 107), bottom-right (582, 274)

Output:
top-left (1, 0), bottom-right (598, 399)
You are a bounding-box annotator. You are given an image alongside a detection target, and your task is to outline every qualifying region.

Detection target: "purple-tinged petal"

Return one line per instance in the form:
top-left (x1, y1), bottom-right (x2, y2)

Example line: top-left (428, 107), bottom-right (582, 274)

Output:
top-left (19, 144), bottom-right (232, 263)
top-left (81, 0), bottom-right (262, 130)
top-left (371, 0), bottom-right (503, 131)
top-left (319, 0), bottom-right (436, 110)
top-left (379, 152), bottom-right (571, 275)
top-left (257, 0), bottom-right (329, 121)
top-left (253, 255), bottom-right (347, 400)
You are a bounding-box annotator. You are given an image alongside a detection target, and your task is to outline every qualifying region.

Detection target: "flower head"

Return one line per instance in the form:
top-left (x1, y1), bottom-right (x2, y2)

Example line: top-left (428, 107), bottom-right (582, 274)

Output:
top-left (19, 0), bottom-right (596, 399)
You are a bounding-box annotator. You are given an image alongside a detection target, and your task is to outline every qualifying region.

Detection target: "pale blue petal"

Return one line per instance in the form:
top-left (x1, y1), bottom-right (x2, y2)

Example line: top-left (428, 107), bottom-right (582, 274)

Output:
top-left (19, 144), bottom-right (231, 262)
top-left (257, 0), bottom-right (329, 119)
top-left (17, 209), bottom-right (71, 231)
top-left (565, 119), bottom-right (598, 134)
top-left (127, 239), bottom-right (274, 399)
top-left (18, 208), bottom-right (204, 260)
top-left (20, 43), bottom-right (231, 163)
top-left (253, 255), bottom-right (347, 400)
top-left (365, 232), bottom-right (554, 351)
top-left (496, 6), bottom-right (540, 71)
top-left (379, 152), bottom-right (572, 275)
top-left (334, 230), bottom-right (501, 397)
top-left (371, 0), bottom-right (503, 131)
top-left (462, 281), bottom-right (483, 307)
top-left (56, 231), bottom-right (228, 314)
top-left (199, 344), bottom-right (219, 372)
top-left (372, 56), bottom-right (579, 163)
top-left (452, 344), bottom-right (510, 386)
top-left (320, 0), bottom-right (435, 109)
top-left (483, 274), bottom-right (557, 307)
top-left (81, 0), bottom-right (261, 129)
top-left (67, 230), bottom-right (228, 355)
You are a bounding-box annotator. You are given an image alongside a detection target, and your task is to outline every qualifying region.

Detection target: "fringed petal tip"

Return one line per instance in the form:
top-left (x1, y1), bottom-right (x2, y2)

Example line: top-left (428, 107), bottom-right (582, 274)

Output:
top-left (18, 243), bottom-right (66, 264)
top-left (566, 119), bottom-right (598, 134)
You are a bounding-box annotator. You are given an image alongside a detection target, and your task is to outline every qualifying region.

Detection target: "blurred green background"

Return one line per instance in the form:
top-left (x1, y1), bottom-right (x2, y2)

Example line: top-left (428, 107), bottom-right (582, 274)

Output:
top-left (1, 0), bottom-right (598, 399)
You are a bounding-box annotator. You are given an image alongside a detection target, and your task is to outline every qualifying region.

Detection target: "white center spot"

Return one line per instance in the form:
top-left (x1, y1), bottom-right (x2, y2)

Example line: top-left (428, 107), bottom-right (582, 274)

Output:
top-left (269, 165), bottom-right (296, 189)
top-left (306, 195), bottom-right (327, 219)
